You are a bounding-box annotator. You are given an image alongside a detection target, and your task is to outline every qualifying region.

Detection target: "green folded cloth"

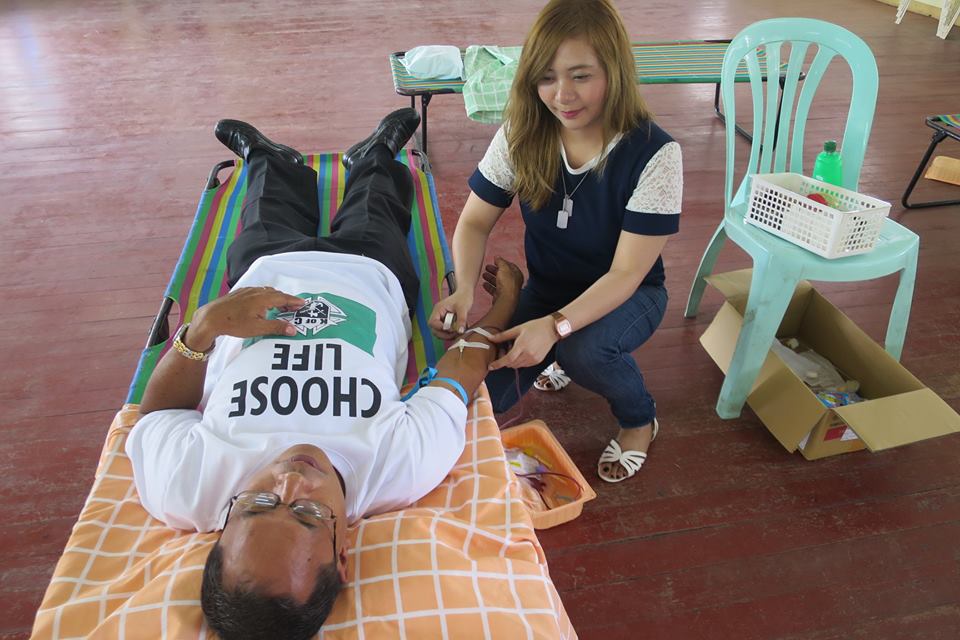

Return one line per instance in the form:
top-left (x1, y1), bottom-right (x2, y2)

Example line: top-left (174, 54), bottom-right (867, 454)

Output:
top-left (463, 45), bottom-right (523, 124)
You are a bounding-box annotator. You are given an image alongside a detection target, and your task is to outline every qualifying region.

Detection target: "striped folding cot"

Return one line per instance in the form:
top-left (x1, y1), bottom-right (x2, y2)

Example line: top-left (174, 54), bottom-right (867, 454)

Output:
top-left (901, 113), bottom-right (960, 209)
top-left (127, 149), bottom-right (452, 404)
top-left (31, 151), bottom-right (576, 639)
top-left (390, 39), bottom-right (784, 155)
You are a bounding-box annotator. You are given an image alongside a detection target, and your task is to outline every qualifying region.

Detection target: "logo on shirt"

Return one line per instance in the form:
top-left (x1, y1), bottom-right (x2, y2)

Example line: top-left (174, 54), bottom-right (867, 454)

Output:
top-left (243, 291), bottom-right (378, 356)
top-left (277, 296), bottom-right (347, 336)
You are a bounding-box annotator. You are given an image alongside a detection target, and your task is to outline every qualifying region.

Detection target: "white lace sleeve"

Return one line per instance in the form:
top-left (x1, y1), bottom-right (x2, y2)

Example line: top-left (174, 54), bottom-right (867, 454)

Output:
top-left (476, 125), bottom-right (516, 192)
top-left (626, 141), bottom-right (683, 214)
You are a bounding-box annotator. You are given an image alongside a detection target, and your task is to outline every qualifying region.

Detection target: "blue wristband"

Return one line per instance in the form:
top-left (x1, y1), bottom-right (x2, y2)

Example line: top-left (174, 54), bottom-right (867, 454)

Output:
top-left (431, 377), bottom-right (470, 405)
top-left (400, 367), bottom-right (470, 404)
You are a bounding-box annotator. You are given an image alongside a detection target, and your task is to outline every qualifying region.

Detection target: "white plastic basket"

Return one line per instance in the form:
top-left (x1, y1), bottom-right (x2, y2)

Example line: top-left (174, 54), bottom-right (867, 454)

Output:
top-left (745, 172), bottom-right (891, 259)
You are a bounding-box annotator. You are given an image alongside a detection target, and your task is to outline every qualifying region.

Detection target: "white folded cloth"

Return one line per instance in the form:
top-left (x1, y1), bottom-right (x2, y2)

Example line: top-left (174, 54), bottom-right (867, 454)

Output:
top-left (401, 45), bottom-right (463, 80)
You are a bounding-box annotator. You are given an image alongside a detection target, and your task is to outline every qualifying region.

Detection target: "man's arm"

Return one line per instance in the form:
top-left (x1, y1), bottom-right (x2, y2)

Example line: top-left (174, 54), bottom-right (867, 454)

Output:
top-left (426, 257), bottom-right (523, 402)
top-left (140, 286), bottom-right (305, 414)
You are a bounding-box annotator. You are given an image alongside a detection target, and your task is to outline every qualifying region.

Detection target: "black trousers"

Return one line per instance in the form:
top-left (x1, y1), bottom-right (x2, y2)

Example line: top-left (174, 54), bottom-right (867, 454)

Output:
top-left (227, 147), bottom-right (420, 311)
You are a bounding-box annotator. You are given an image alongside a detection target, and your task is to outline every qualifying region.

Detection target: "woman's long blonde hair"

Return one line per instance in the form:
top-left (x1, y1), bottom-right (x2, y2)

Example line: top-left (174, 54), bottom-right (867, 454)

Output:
top-left (504, 0), bottom-right (651, 209)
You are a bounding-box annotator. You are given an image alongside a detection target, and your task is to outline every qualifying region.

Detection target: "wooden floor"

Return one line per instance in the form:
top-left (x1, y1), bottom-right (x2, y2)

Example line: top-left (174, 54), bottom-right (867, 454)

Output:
top-left (2, 0), bottom-right (959, 638)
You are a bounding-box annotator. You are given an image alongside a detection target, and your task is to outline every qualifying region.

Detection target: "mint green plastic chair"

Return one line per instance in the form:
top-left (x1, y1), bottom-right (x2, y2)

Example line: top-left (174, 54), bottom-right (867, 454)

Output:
top-left (684, 18), bottom-right (920, 419)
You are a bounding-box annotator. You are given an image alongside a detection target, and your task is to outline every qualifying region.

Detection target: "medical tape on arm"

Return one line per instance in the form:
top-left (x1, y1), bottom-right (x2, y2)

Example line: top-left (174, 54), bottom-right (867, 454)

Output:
top-left (446, 326), bottom-right (498, 355)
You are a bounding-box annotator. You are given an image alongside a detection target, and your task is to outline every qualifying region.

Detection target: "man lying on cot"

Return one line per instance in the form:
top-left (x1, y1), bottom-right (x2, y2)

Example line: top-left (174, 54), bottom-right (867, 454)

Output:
top-left (125, 109), bottom-right (523, 640)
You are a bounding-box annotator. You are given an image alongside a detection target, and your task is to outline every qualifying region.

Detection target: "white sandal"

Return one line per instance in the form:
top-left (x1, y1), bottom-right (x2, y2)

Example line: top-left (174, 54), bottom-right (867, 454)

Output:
top-left (533, 363), bottom-right (571, 392)
top-left (597, 419), bottom-right (659, 483)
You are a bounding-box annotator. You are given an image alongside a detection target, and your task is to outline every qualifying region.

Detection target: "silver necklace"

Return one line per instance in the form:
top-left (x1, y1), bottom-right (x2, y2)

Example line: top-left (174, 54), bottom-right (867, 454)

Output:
top-left (557, 170), bottom-right (589, 229)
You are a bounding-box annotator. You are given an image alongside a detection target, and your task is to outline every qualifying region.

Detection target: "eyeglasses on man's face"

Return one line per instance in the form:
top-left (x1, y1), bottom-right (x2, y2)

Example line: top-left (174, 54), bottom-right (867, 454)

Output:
top-left (226, 491), bottom-right (337, 534)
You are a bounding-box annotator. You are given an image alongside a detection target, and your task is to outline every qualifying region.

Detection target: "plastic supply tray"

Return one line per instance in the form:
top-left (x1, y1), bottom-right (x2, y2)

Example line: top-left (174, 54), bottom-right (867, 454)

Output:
top-left (745, 172), bottom-right (890, 259)
top-left (500, 420), bottom-right (596, 529)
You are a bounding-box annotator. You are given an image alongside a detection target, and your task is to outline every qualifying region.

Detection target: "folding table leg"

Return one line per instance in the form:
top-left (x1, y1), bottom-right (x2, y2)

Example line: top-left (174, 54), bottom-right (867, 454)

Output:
top-left (895, 0), bottom-right (911, 23)
top-left (938, 0), bottom-right (960, 39)
top-left (714, 83), bottom-right (753, 142)
top-left (714, 76), bottom-right (789, 150)
top-left (901, 129), bottom-right (960, 209)
top-left (418, 94), bottom-right (432, 156)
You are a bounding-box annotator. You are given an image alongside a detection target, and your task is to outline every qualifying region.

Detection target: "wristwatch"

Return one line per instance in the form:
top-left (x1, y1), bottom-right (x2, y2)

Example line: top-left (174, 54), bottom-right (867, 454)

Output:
top-left (550, 312), bottom-right (572, 340)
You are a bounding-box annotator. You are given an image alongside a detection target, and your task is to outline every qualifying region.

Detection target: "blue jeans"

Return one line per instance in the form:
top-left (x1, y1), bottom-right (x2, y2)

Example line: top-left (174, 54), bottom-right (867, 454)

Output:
top-left (486, 283), bottom-right (668, 429)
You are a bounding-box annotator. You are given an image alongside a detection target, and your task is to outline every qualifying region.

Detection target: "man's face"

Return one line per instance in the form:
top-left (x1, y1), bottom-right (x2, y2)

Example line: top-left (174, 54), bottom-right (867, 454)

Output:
top-left (217, 444), bottom-right (349, 602)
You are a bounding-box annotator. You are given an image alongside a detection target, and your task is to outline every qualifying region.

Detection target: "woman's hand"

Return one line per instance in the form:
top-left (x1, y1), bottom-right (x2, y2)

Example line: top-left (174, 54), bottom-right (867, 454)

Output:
top-left (428, 289), bottom-right (475, 340)
top-left (488, 315), bottom-right (558, 371)
top-left (188, 286), bottom-right (306, 350)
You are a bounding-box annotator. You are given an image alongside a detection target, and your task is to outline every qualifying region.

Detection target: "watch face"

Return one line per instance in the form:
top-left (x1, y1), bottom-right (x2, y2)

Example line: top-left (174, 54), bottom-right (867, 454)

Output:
top-left (556, 319), bottom-right (572, 338)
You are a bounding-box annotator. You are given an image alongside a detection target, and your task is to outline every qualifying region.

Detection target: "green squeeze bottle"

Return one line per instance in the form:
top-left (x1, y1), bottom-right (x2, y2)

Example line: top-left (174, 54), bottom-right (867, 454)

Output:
top-left (812, 140), bottom-right (843, 187)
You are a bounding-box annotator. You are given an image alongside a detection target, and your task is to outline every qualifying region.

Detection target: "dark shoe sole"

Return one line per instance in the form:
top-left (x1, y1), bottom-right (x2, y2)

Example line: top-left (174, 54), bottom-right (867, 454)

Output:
top-left (342, 108), bottom-right (420, 170)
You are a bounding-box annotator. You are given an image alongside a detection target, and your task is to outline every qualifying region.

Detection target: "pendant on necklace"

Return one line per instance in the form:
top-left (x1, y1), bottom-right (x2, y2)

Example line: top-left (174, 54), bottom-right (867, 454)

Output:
top-left (557, 197), bottom-right (574, 229)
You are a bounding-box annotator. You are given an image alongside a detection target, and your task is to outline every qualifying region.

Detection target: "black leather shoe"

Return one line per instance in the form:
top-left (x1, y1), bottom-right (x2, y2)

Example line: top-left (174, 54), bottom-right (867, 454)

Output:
top-left (342, 108), bottom-right (421, 170)
top-left (214, 119), bottom-right (303, 165)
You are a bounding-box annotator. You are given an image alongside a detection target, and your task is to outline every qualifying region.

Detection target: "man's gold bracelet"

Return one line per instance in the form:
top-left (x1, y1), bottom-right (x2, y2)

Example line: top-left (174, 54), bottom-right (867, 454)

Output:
top-left (172, 323), bottom-right (213, 362)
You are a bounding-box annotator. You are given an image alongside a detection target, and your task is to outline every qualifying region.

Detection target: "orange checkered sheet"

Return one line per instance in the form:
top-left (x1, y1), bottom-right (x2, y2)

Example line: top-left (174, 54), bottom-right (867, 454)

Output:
top-left (31, 388), bottom-right (576, 639)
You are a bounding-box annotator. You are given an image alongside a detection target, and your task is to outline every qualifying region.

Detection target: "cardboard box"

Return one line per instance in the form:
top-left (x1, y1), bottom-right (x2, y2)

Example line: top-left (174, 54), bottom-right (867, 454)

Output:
top-left (700, 269), bottom-right (960, 459)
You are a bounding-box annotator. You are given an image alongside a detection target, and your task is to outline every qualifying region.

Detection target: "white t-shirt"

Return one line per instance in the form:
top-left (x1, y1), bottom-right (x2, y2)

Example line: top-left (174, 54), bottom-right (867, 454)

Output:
top-left (126, 251), bottom-right (467, 532)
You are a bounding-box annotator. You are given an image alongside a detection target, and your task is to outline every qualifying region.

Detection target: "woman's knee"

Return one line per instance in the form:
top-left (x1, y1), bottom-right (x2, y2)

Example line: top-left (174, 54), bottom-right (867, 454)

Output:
top-left (560, 286), bottom-right (667, 372)
top-left (555, 329), bottom-right (621, 377)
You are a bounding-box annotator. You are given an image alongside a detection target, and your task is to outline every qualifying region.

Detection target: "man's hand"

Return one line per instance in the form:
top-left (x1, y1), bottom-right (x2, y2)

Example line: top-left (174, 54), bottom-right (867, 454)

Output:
top-left (485, 259), bottom-right (550, 370)
top-left (481, 258), bottom-right (524, 303)
top-left (187, 287), bottom-right (307, 350)
top-left (140, 286), bottom-right (306, 414)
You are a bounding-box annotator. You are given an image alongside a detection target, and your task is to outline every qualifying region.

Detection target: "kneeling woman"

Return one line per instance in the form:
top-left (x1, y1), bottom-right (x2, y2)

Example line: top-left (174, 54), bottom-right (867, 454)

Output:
top-left (429, 0), bottom-right (682, 483)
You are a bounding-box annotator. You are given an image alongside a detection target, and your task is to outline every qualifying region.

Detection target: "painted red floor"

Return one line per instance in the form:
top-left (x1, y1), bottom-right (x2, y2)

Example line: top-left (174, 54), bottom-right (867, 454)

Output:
top-left (1, 1), bottom-right (959, 638)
